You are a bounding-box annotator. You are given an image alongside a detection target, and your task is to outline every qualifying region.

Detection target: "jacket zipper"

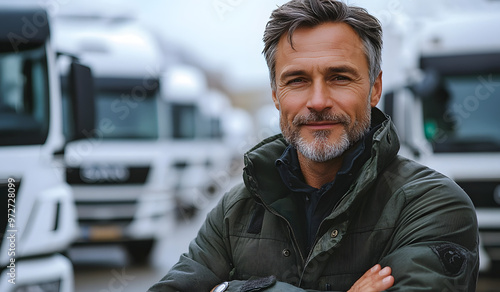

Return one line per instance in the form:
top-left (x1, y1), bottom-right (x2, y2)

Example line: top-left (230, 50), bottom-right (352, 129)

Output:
top-left (298, 189), bottom-right (352, 286)
top-left (252, 186), bottom-right (351, 287)
top-left (254, 193), bottom-right (306, 265)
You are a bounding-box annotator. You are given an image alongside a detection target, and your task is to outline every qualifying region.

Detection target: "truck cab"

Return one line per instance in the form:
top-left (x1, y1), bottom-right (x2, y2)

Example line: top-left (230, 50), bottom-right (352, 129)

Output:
top-left (0, 8), bottom-right (94, 292)
top-left (383, 12), bottom-right (500, 272)
top-left (161, 64), bottom-right (236, 216)
top-left (52, 15), bottom-right (177, 263)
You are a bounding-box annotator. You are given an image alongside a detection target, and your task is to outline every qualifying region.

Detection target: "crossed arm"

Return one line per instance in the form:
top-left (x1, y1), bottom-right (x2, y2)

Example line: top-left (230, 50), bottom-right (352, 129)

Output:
top-left (208, 264), bottom-right (393, 292)
top-left (148, 179), bottom-right (479, 292)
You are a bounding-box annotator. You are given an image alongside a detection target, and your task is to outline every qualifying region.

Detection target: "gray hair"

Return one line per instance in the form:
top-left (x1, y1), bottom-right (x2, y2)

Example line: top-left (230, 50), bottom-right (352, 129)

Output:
top-left (263, 0), bottom-right (383, 91)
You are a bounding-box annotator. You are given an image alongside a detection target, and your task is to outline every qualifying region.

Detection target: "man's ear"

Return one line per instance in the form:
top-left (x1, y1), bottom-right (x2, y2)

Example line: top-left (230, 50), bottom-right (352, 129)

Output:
top-left (370, 71), bottom-right (383, 107)
top-left (272, 90), bottom-right (280, 110)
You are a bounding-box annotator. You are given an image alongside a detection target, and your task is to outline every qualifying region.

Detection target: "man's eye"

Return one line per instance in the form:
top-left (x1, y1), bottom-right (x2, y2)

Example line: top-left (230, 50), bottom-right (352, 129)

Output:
top-left (287, 78), bottom-right (304, 84)
top-left (333, 75), bottom-right (350, 82)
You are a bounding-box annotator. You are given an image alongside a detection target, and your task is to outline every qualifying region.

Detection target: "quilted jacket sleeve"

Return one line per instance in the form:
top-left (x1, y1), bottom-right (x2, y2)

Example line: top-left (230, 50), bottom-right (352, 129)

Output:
top-left (377, 172), bottom-right (479, 291)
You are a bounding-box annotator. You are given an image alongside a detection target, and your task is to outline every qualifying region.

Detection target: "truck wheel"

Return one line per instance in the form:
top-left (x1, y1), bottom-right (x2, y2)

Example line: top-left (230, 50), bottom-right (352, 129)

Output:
top-left (126, 240), bottom-right (154, 264)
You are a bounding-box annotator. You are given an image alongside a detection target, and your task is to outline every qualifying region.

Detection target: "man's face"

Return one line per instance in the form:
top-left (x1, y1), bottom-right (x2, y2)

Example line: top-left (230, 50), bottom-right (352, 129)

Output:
top-left (272, 22), bottom-right (382, 162)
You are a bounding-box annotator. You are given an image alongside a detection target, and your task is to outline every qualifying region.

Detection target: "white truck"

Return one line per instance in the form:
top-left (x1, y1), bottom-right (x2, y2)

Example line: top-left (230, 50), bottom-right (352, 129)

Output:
top-left (382, 11), bottom-right (500, 272)
top-left (53, 14), bottom-right (235, 263)
top-left (0, 7), bottom-right (94, 292)
top-left (161, 64), bottom-right (239, 215)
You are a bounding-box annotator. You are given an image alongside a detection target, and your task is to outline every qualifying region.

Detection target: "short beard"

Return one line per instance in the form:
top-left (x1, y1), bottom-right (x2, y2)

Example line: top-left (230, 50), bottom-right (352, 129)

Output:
top-left (280, 103), bottom-right (372, 163)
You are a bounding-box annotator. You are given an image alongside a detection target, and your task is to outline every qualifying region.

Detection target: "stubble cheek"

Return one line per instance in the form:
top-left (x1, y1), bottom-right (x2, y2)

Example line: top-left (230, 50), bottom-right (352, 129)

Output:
top-left (276, 94), bottom-right (305, 127)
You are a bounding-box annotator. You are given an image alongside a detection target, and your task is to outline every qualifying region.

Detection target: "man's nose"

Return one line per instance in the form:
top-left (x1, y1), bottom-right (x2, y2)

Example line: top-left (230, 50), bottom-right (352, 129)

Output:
top-left (306, 81), bottom-right (333, 112)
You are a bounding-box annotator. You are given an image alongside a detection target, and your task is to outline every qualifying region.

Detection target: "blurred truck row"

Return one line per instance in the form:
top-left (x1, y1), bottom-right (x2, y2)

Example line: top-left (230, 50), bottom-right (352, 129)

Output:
top-left (0, 5), bottom-right (252, 292)
top-left (53, 10), bottom-right (247, 264)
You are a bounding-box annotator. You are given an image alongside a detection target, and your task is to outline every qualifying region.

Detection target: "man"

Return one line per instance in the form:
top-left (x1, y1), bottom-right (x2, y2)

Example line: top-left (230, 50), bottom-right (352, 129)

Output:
top-left (148, 0), bottom-right (479, 291)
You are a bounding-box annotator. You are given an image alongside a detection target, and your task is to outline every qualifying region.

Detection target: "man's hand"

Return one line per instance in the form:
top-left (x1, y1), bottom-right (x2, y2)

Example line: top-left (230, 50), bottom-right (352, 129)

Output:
top-left (348, 264), bottom-right (394, 292)
top-left (209, 264), bottom-right (393, 292)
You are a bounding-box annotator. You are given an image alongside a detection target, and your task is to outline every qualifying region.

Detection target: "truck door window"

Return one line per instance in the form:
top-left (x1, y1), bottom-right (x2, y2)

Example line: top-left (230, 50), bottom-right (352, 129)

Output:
top-left (423, 74), bottom-right (500, 152)
top-left (96, 91), bottom-right (159, 139)
top-left (171, 103), bottom-right (197, 139)
top-left (0, 44), bottom-right (49, 146)
top-left (92, 78), bottom-right (159, 140)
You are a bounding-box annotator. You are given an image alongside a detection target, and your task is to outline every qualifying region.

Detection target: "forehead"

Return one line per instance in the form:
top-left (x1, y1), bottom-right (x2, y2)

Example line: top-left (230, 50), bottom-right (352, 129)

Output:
top-left (276, 22), bottom-right (368, 72)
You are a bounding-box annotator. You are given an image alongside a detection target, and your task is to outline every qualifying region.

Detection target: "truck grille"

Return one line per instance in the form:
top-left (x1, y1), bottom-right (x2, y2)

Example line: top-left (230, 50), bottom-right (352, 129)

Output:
top-left (75, 200), bottom-right (137, 225)
top-left (66, 166), bottom-right (150, 185)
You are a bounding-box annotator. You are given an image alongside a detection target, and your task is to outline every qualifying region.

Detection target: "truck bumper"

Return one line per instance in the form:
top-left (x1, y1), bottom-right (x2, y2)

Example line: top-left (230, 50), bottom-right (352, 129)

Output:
top-left (0, 253), bottom-right (74, 292)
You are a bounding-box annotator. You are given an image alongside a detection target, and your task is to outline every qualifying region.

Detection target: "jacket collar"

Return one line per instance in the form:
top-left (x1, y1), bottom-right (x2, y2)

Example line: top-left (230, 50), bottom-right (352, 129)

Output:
top-left (243, 107), bottom-right (400, 218)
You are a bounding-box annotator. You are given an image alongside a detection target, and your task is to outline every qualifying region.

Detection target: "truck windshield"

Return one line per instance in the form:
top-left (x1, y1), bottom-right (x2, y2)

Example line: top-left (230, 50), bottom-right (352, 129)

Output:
top-left (423, 74), bottom-right (500, 152)
top-left (94, 78), bottom-right (159, 139)
top-left (0, 44), bottom-right (50, 146)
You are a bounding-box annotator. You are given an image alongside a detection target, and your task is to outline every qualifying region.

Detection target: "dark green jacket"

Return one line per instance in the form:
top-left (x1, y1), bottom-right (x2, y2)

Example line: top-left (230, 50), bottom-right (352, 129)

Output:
top-left (149, 110), bottom-right (479, 291)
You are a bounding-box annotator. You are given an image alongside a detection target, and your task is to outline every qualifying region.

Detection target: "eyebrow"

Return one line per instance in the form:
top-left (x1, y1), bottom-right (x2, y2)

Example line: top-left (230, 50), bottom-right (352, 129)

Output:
top-left (279, 65), bottom-right (361, 81)
top-left (324, 65), bottom-right (361, 79)
top-left (280, 69), bottom-right (307, 81)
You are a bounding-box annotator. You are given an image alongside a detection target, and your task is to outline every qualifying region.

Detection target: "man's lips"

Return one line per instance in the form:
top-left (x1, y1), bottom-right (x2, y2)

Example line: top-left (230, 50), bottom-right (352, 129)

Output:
top-left (302, 121), bottom-right (341, 130)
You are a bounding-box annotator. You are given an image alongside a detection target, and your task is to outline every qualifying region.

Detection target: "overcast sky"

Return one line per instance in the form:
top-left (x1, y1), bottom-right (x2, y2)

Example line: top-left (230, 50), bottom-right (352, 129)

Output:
top-left (137, 0), bottom-right (290, 92)
top-left (136, 0), bottom-right (395, 91)
top-left (135, 0), bottom-right (500, 92)
top-left (4, 0), bottom-right (499, 92)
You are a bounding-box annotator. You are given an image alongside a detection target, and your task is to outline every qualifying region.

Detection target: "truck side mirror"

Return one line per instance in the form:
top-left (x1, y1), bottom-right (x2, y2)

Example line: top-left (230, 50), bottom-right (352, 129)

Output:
top-left (410, 69), bottom-right (449, 103)
top-left (68, 62), bottom-right (95, 141)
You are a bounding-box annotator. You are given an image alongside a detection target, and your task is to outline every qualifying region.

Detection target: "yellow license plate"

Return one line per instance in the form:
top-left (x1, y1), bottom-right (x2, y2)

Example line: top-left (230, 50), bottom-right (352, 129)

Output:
top-left (89, 226), bottom-right (123, 241)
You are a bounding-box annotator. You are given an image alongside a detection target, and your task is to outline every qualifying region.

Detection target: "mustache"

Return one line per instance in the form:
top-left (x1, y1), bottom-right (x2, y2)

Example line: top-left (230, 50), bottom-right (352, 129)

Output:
top-left (292, 111), bottom-right (350, 127)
